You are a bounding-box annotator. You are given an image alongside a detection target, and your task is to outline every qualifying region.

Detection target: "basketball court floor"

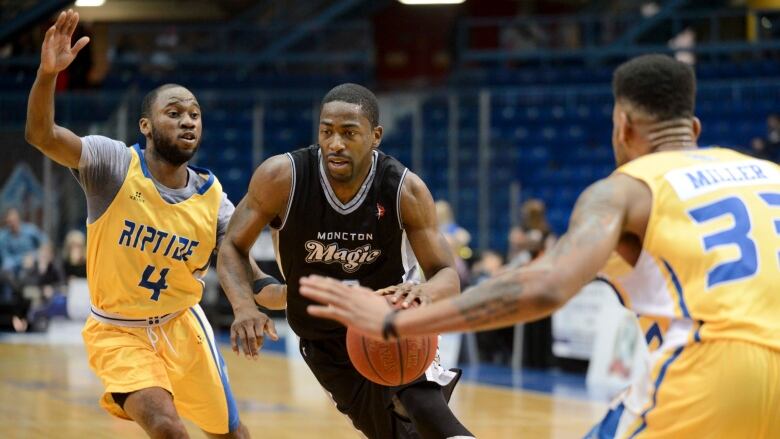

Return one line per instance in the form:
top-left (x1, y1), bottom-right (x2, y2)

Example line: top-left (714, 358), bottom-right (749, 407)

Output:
top-left (0, 320), bottom-right (605, 438)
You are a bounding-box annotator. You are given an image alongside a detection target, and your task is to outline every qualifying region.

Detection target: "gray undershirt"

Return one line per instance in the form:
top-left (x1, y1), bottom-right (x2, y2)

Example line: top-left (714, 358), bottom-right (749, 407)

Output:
top-left (71, 135), bottom-right (234, 246)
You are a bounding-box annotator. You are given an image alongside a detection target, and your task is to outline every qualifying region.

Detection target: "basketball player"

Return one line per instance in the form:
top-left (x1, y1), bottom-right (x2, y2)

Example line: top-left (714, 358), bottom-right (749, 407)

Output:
top-left (25, 10), bottom-right (279, 438)
top-left (300, 55), bottom-right (780, 438)
top-left (218, 83), bottom-right (475, 439)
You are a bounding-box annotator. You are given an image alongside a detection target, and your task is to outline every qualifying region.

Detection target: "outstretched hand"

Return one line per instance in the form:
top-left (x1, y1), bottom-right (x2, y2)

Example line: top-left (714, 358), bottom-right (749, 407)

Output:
top-left (40, 10), bottom-right (90, 75)
top-left (375, 281), bottom-right (430, 309)
top-left (300, 275), bottom-right (392, 340)
top-left (230, 306), bottom-right (279, 359)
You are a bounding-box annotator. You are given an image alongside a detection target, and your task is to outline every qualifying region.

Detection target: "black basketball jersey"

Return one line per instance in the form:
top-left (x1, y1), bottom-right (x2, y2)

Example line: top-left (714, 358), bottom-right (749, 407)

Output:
top-left (274, 145), bottom-right (419, 340)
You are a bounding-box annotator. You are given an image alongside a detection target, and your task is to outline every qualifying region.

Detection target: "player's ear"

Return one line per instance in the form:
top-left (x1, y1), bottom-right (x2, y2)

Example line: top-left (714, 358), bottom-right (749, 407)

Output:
top-left (139, 117), bottom-right (151, 137)
top-left (616, 111), bottom-right (630, 146)
top-left (691, 116), bottom-right (702, 141)
top-left (372, 125), bottom-right (383, 149)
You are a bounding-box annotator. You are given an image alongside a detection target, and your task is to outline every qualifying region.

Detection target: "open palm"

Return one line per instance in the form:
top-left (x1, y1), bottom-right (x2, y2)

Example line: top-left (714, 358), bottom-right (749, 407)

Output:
top-left (40, 10), bottom-right (90, 75)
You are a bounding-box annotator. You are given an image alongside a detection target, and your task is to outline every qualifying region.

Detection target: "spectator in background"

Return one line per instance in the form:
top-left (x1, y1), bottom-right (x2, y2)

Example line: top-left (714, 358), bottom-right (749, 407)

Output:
top-left (766, 113), bottom-right (780, 153)
top-left (470, 250), bottom-right (504, 285)
top-left (0, 207), bottom-right (47, 277)
top-left (0, 207), bottom-right (45, 332)
top-left (18, 242), bottom-right (64, 331)
top-left (750, 137), bottom-right (774, 162)
top-left (435, 200), bottom-right (472, 288)
top-left (470, 250), bottom-right (514, 364)
top-left (506, 199), bottom-right (556, 268)
top-left (20, 242), bottom-right (64, 299)
top-left (61, 230), bottom-right (87, 279)
top-left (506, 199), bottom-right (556, 369)
top-left (669, 28), bottom-right (696, 66)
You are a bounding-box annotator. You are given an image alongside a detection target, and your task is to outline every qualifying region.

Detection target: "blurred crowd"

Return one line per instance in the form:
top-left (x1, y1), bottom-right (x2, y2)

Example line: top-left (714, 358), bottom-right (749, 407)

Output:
top-left (437, 198), bottom-right (557, 368)
top-left (0, 207), bottom-right (86, 333)
top-left (750, 113), bottom-right (780, 163)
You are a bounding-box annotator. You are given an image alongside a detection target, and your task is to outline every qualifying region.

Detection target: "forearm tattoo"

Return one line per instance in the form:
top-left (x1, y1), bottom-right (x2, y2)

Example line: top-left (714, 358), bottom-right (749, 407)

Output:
top-left (452, 179), bottom-right (621, 329)
top-left (454, 275), bottom-right (524, 325)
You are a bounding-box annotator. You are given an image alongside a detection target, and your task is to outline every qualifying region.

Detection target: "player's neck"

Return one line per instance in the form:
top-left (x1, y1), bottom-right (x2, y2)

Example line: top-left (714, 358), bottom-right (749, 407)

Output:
top-left (653, 142), bottom-right (698, 153)
top-left (327, 161), bottom-right (373, 204)
top-left (144, 147), bottom-right (189, 189)
top-left (646, 117), bottom-right (698, 153)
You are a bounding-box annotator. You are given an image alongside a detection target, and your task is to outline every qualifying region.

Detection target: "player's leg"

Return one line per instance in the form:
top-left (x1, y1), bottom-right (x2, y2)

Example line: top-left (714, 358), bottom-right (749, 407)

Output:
top-left (620, 340), bottom-right (779, 438)
top-left (120, 387), bottom-right (189, 438)
top-left (396, 381), bottom-right (474, 439)
top-left (203, 423), bottom-right (250, 439)
top-left (167, 306), bottom-right (247, 437)
top-left (300, 336), bottom-right (398, 439)
top-left (82, 317), bottom-right (185, 436)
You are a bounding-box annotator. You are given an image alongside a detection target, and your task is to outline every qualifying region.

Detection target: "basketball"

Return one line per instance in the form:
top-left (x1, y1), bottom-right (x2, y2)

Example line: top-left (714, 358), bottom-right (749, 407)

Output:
top-left (346, 301), bottom-right (438, 386)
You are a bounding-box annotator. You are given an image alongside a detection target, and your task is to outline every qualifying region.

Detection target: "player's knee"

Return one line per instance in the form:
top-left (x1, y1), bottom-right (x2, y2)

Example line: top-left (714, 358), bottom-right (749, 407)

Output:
top-left (397, 384), bottom-right (474, 439)
top-left (146, 413), bottom-right (188, 439)
top-left (398, 382), bottom-right (444, 416)
top-left (221, 422), bottom-right (250, 439)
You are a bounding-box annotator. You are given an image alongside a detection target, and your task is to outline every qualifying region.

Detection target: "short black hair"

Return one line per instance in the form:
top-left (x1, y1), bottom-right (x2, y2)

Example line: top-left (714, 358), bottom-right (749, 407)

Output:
top-left (141, 83), bottom-right (185, 118)
top-left (613, 54), bottom-right (696, 121)
top-left (321, 83), bottom-right (379, 127)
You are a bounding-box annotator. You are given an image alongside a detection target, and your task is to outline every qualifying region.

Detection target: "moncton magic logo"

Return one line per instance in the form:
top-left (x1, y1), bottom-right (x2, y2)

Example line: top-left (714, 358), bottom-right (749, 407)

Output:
top-left (304, 240), bottom-right (382, 273)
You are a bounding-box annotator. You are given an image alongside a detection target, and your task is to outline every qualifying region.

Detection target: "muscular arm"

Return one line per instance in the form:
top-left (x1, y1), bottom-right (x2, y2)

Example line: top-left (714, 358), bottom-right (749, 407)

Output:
top-left (399, 172), bottom-right (460, 302)
top-left (249, 258), bottom-right (287, 310)
top-left (25, 11), bottom-right (88, 169)
top-left (217, 155), bottom-right (291, 312)
top-left (392, 174), bottom-right (642, 336)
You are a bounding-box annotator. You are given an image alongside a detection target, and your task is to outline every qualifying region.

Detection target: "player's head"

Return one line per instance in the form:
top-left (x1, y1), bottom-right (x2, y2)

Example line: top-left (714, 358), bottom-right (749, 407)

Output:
top-left (319, 83), bottom-right (383, 183)
top-left (139, 83), bottom-right (202, 166)
top-left (611, 54), bottom-right (701, 166)
top-left (4, 207), bottom-right (20, 233)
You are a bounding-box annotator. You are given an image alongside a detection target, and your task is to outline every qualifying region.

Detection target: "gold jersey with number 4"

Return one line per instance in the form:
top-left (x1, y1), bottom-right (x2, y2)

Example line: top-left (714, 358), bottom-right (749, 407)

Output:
top-left (591, 147), bottom-right (780, 439)
top-left (82, 145), bottom-right (240, 434)
top-left (86, 144), bottom-right (220, 318)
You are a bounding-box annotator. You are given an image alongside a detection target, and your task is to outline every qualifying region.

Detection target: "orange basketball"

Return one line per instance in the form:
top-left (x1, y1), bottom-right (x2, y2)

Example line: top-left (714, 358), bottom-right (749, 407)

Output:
top-left (346, 301), bottom-right (438, 386)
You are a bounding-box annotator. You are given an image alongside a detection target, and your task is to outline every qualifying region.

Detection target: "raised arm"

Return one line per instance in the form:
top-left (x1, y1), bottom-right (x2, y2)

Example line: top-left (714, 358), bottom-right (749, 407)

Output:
top-left (25, 10), bottom-right (90, 169)
top-left (217, 154), bottom-right (291, 356)
top-left (391, 172), bottom-right (460, 306)
top-left (301, 173), bottom-right (648, 339)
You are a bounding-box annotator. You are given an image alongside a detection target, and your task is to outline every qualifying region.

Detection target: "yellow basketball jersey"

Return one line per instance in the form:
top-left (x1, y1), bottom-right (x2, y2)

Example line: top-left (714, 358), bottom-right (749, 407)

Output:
top-left (86, 145), bottom-right (221, 318)
top-left (600, 147), bottom-right (780, 354)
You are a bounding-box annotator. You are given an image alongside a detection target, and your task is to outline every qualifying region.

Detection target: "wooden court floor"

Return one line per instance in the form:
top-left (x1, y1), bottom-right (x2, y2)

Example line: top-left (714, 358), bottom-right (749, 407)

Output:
top-left (0, 342), bottom-right (604, 438)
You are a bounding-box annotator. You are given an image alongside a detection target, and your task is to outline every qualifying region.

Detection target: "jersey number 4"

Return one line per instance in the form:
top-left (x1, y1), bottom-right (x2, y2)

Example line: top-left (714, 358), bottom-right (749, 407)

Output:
top-left (139, 265), bottom-right (170, 301)
top-left (688, 192), bottom-right (780, 289)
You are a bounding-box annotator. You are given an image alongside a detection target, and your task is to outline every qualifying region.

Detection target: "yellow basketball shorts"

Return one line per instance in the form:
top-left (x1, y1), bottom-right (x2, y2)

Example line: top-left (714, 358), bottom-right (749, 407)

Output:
top-left (586, 340), bottom-right (780, 438)
top-left (82, 304), bottom-right (240, 434)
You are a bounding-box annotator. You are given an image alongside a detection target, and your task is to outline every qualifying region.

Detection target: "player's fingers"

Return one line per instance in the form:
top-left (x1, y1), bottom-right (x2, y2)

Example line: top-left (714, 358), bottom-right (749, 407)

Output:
top-left (265, 318), bottom-right (279, 341)
top-left (307, 304), bottom-right (346, 324)
top-left (230, 326), bottom-right (240, 354)
top-left (248, 324), bottom-right (262, 357)
top-left (375, 286), bottom-right (395, 296)
top-left (240, 325), bottom-right (255, 358)
top-left (299, 281), bottom-right (340, 304)
top-left (251, 323), bottom-right (264, 357)
top-left (44, 25), bottom-right (56, 42)
top-left (390, 289), bottom-right (405, 304)
top-left (72, 36), bottom-right (90, 54)
top-left (303, 275), bottom-right (348, 296)
top-left (62, 10), bottom-right (73, 36)
top-left (54, 11), bottom-right (67, 33)
top-left (65, 11), bottom-right (79, 37)
top-left (401, 293), bottom-right (417, 308)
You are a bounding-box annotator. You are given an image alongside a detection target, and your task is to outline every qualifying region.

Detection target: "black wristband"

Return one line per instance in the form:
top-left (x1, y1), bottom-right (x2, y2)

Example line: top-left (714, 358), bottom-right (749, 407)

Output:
top-left (253, 276), bottom-right (281, 294)
top-left (381, 309), bottom-right (401, 341)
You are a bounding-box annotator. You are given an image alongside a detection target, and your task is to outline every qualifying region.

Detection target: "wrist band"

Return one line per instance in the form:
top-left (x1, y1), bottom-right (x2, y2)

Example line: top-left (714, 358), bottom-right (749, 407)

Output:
top-left (381, 309), bottom-right (400, 341)
top-left (253, 276), bottom-right (281, 294)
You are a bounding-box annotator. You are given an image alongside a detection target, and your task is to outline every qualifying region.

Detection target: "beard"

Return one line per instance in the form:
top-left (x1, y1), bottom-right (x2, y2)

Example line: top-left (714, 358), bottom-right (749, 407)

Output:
top-left (150, 126), bottom-right (200, 166)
